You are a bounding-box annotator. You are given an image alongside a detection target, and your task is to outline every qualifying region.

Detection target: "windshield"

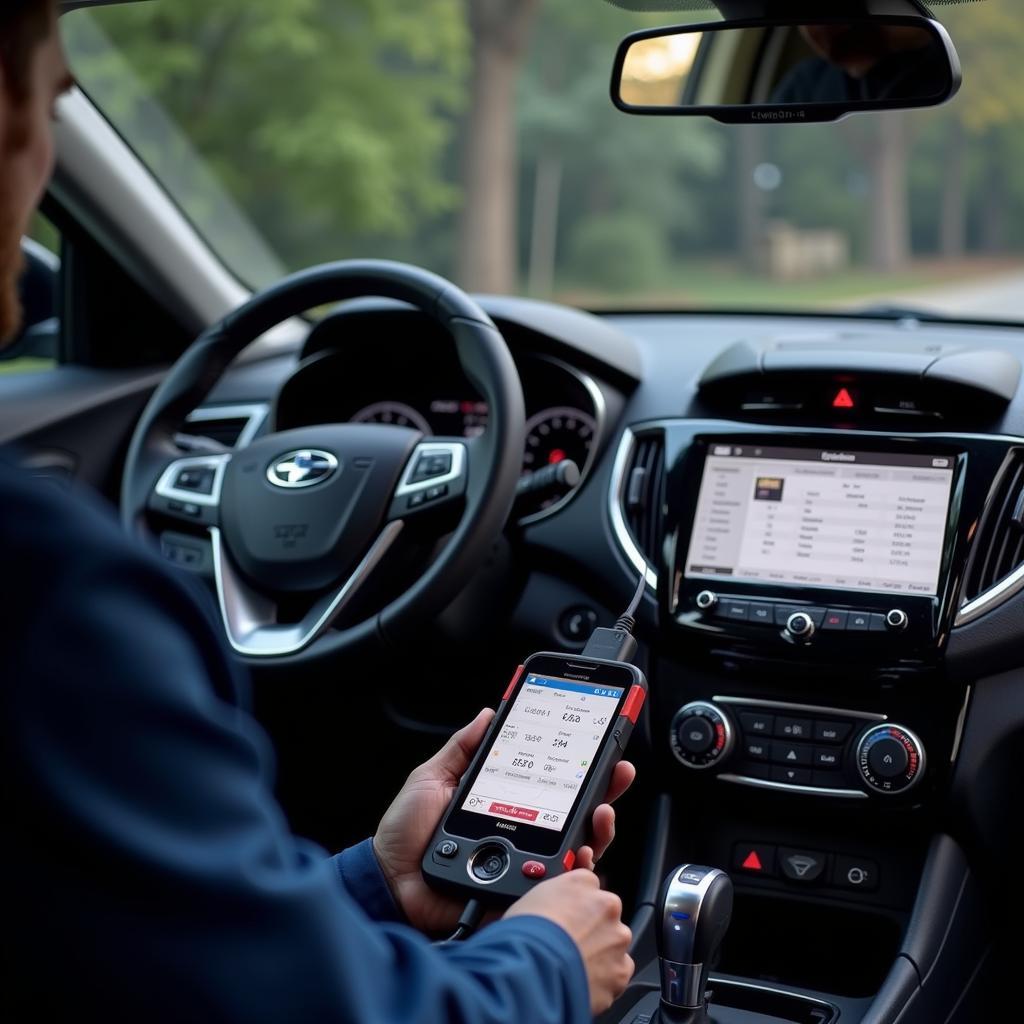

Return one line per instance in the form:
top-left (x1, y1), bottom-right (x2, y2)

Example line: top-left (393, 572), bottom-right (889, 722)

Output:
top-left (64, 0), bottom-right (1024, 323)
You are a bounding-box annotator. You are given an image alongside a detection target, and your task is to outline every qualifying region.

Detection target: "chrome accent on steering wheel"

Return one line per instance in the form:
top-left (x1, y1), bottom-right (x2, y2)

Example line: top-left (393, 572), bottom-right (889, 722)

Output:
top-left (210, 520), bottom-right (404, 657)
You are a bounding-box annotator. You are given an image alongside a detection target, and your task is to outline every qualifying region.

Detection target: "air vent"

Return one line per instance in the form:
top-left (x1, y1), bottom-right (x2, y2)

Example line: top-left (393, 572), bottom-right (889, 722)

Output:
top-left (963, 450), bottom-right (1024, 602)
top-left (623, 431), bottom-right (666, 567)
top-left (176, 405), bottom-right (268, 452)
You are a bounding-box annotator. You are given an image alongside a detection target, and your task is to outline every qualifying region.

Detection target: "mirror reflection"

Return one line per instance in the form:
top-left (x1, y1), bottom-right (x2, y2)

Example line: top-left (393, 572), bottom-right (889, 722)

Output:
top-left (618, 21), bottom-right (953, 110)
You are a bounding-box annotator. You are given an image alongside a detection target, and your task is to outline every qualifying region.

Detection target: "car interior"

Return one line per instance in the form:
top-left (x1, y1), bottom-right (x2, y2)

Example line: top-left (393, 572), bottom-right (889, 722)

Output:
top-left (6, 0), bottom-right (1024, 1021)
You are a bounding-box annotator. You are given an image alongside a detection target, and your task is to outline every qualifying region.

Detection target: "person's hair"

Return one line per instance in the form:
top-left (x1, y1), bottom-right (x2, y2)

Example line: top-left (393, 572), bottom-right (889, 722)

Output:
top-left (0, 0), bottom-right (57, 104)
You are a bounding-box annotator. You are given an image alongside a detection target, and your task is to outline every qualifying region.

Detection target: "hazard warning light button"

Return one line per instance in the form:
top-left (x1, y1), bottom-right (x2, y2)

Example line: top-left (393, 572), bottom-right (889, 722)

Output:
top-left (732, 842), bottom-right (777, 876)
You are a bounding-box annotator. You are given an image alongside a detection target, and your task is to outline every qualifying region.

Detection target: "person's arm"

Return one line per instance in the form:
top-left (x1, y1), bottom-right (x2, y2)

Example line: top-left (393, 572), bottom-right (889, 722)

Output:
top-left (5, 484), bottom-right (591, 1024)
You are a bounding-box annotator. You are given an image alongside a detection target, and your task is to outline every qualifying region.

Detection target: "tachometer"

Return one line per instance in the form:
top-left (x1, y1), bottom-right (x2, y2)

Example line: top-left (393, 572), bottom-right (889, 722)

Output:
top-left (523, 406), bottom-right (596, 475)
top-left (352, 401), bottom-right (431, 435)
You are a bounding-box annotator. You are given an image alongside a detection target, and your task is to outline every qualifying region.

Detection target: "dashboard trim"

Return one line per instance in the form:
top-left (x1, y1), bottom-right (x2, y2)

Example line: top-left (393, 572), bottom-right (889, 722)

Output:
top-left (712, 695), bottom-right (887, 722)
top-left (185, 403), bottom-right (270, 449)
top-left (608, 427), bottom-right (658, 590)
top-left (717, 774), bottom-right (869, 800)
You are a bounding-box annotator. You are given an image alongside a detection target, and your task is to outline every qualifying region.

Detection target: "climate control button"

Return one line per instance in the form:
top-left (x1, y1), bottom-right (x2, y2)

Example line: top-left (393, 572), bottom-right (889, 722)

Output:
top-left (670, 701), bottom-right (734, 770)
top-left (855, 724), bottom-right (925, 795)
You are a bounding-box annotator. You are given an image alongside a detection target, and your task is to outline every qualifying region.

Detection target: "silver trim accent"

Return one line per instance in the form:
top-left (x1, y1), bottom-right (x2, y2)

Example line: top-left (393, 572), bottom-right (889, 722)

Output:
top-left (712, 695), bottom-right (887, 722)
top-left (518, 359), bottom-right (607, 526)
top-left (608, 428), bottom-right (658, 589)
top-left (717, 774), bottom-right (869, 800)
top-left (209, 521), bottom-right (403, 657)
top-left (394, 442), bottom-right (466, 498)
top-left (154, 453), bottom-right (231, 508)
top-left (265, 449), bottom-right (338, 489)
top-left (185, 403), bottom-right (270, 449)
top-left (706, 977), bottom-right (837, 1018)
top-left (855, 723), bottom-right (927, 795)
top-left (670, 701), bottom-right (735, 770)
top-left (956, 560), bottom-right (1024, 626)
top-left (465, 844), bottom-right (510, 886)
top-left (950, 685), bottom-right (971, 765)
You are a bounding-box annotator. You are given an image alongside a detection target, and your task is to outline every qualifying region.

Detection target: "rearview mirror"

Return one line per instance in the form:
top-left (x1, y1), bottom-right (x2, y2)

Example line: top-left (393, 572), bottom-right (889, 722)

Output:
top-left (611, 16), bottom-right (961, 123)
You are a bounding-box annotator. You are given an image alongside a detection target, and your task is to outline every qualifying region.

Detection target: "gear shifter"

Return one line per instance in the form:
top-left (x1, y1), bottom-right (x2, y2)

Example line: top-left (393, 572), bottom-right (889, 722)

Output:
top-left (656, 864), bottom-right (733, 1024)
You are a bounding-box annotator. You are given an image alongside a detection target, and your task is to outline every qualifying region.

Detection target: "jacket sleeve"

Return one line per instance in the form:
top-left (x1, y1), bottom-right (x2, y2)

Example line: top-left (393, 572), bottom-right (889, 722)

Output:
top-left (332, 840), bottom-right (406, 924)
top-left (4, 477), bottom-right (590, 1024)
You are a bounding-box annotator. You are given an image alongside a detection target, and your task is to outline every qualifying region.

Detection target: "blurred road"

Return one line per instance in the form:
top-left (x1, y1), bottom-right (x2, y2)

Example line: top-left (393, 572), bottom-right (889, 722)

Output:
top-left (880, 267), bottom-right (1024, 321)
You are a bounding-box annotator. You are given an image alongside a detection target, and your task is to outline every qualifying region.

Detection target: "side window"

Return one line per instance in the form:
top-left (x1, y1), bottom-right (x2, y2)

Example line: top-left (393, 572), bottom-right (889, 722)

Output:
top-left (1, 211), bottom-right (61, 375)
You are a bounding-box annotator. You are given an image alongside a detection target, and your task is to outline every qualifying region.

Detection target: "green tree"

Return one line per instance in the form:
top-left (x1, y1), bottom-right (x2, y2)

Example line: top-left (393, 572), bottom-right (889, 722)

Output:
top-left (67, 0), bottom-right (467, 280)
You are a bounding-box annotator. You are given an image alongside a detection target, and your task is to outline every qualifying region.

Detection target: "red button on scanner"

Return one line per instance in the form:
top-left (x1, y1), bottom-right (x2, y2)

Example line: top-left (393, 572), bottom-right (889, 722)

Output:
top-left (562, 849), bottom-right (576, 871)
top-left (522, 861), bottom-right (547, 880)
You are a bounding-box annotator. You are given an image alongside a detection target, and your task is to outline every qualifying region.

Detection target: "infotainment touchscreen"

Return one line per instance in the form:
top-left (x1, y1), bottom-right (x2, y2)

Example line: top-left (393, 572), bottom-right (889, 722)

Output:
top-left (684, 445), bottom-right (955, 597)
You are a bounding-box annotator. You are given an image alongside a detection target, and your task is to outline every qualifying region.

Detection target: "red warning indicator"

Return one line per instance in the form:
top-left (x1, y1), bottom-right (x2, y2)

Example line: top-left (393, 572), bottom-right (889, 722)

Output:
top-left (741, 850), bottom-right (763, 871)
top-left (832, 387), bottom-right (855, 410)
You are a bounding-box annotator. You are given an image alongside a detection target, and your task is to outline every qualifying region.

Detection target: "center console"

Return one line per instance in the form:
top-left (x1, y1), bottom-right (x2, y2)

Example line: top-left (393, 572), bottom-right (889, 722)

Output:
top-left (606, 419), bottom-right (1008, 1023)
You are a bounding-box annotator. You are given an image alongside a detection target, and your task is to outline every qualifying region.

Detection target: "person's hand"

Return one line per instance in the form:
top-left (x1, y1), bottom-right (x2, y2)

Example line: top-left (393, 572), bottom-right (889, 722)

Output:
top-left (505, 869), bottom-right (634, 1015)
top-left (372, 707), bottom-right (636, 933)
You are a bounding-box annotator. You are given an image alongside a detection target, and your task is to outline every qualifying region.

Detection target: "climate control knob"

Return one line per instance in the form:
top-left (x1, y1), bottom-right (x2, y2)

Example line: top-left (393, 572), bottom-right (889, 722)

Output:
top-left (854, 724), bottom-right (926, 795)
top-left (670, 701), bottom-right (734, 770)
top-left (885, 608), bottom-right (909, 632)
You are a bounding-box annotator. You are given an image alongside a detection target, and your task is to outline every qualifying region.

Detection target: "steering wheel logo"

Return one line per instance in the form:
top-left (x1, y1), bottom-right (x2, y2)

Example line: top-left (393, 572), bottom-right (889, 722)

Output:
top-left (267, 450), bottom-right (339, 489)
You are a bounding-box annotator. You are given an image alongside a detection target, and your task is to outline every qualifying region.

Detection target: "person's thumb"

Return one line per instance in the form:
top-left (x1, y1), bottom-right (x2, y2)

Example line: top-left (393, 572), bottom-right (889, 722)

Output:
top-left (425, 708), bottom-right (495, 782)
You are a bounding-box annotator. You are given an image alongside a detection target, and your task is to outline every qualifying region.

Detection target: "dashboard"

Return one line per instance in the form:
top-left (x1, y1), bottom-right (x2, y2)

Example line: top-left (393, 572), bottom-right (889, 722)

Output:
top-left (270, 307), bottom-right (605, 521)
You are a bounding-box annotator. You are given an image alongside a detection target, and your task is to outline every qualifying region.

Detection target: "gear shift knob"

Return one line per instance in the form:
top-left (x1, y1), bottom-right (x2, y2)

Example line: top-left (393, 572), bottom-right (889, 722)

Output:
top-left (657, 864), bottom-right (733, 1024)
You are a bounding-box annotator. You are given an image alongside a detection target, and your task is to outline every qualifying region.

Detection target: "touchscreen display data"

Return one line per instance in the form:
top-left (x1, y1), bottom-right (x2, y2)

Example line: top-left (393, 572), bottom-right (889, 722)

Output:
top-left (685, 445), bottom-right (954, 597)
top-left (461, 674), bottom-right (624, 832)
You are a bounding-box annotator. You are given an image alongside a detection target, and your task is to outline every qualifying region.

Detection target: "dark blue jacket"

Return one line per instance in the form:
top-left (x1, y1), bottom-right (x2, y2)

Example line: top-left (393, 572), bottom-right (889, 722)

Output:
top-left (2, 457), bottom-right (589, 1023)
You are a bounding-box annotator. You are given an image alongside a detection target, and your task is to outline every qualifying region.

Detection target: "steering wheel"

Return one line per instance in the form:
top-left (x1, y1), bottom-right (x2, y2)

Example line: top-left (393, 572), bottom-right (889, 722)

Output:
top-left (121, 260), bottom-right (525, 662)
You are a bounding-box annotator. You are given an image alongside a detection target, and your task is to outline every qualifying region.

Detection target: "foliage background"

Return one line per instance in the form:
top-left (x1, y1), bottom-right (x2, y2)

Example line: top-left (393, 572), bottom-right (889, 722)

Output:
top-left (62, 0), bottom-right (1024, 314)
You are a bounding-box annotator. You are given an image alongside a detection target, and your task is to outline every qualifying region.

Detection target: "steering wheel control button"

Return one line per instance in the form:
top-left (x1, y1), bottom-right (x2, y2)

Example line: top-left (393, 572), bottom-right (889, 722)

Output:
top-left (424, 483), bottom-right (449, 502)
top-left (174, 466), bottom-right (216, 494)
top-left (886, 608), bottom-right (910, 632)
top-left (435, 839), bottom-right (459, 859)
top-left (670, 702), bottom-right (734, 769)
top-left (521, 861), bottom-right (547, 880)
top-left (740, 711), bottom-right (774, 736)
top-left (733, 843), bottom-right (777, 876)
top-left (833, 856), bottom-right (879, 891)
top-left (822, 609), bottom-right (848, 631)
top-left (407, 491), bottom-right (426, 509)
top-left (855, 725), bottom-right (925, 795)
top-left (695, 590), bottom-right (718, 611)
top-left (779, 848), bottom-right (826, 884)
top-left (814, 720), bottom-right (852, 744)
top-left (470, 844), bottom-right (510, 883)
top-left (775, 717), bottom-right (812, 741)
top-left (411, 452), bottom-right (452, 482)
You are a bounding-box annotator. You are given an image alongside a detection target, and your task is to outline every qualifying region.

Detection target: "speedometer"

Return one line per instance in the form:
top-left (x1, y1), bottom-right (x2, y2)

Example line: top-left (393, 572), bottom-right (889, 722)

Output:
top-left (352, 401), bottom-right (431, 435)
top-left (523, 407), bottom-right (596, 475)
